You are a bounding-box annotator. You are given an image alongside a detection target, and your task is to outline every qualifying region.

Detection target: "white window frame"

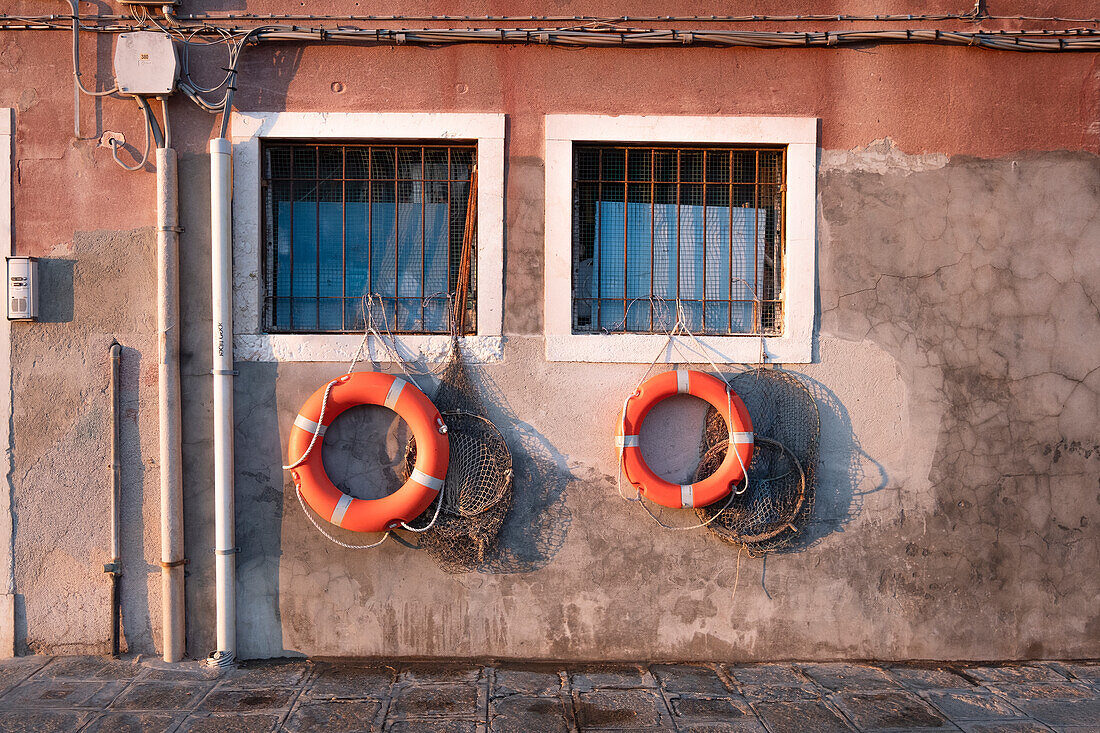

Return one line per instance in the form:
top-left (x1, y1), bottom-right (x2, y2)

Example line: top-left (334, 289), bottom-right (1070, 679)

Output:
top-left (543, 114), bottom-right (817, 364)
top-left (230, 112), bottom-right (505, 362)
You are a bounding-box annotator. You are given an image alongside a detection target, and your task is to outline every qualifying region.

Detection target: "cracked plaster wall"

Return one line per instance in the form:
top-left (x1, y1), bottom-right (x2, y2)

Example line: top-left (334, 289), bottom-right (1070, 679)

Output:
top-left (192, 144), bottom-right (1098, 662)
top-left (1, 13), bottom-right (1097, 660)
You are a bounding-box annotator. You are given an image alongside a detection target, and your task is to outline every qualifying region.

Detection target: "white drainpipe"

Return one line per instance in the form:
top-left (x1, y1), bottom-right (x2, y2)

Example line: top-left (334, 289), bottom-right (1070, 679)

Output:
top-left (209, 137), bottom-right (237, 666)
top-left (156, 146), bottom-right (186, 662)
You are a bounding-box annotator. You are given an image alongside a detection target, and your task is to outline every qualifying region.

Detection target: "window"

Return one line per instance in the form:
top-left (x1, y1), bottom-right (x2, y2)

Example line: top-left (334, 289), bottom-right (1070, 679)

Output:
top-left (230, 112), bottom-right (504, 362)
top-left (572, 144), bottom-right (784, 336)
top-left (544, 115), bottom-right (817, 363)
top-left (262, 142), bottom-right (477, 334)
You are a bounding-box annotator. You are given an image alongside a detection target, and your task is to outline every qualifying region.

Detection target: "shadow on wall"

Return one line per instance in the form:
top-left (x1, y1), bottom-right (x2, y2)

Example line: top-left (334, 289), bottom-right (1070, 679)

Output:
top-left (465, 362), bottom-right (574, 574)
top-left (779, 375), bottom-right (888, 553)
top-left (231, 361), bottom-right (300, 658)
top-left (116, 344), bottom-right (154, 653)
top-left (35, 259), bottom-right (74, 323)
top-left (233, 45), bottom-right (304, 112)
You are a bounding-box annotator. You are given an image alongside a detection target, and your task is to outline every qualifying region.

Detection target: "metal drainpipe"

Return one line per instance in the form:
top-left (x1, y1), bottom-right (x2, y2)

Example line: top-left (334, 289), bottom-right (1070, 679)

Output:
top-left (156, 146), bottom-right (186, 662)
top-left (105, 341), bottom-right (122, 658)
top-left (209, 138), bottom-right (236, 667)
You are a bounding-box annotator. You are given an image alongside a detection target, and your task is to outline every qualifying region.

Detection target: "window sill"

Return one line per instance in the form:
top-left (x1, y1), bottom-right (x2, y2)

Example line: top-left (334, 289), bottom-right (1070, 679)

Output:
top-left (544, 332), bottom-right (810, 364)
top-left (234, 334), bottom-right (504, 363)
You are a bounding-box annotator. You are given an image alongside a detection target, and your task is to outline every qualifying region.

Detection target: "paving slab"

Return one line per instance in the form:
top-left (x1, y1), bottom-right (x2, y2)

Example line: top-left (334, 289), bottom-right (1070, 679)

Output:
top-left (491, 695), bottom-right (570, 732)
top-left (574, 688), bottom-right (666, 729)
top-left (669, 694), bottom-right (754, 720)
top-left (176, 712), bottom-right (281, 732)
top-left (739, 683), bottom-right (822, 702)
top-left (800, 663), bottom-right (901, 691)
top-left (0, 710), bottom-right (90, 733)
top-left (1010, 699), bottom-right (1100, 727)
top-left (924, 690), bottom-right (1025, 721)
top-left (198, 686), bottom-right (297, 712)
top-left (493, 668), bottom-right (565, 697)
top-left (964, 665), bottom-right (1069, 685)
top-left (674, 723), bottom-right (768, 733)
top-left (723, 664), bottom-right (809, 687)
top-left (388, 721), bottom-right (478, 732)
top-left (651, 664), bottom-right (734, 696)
top-left (284, 699), bottom-right (381, 731)
top-left (571, 665), bottom-right (654, 692)
top-left (109, 681), bottom-right (212, 711)
top-left (220, 659), bottom-right (312, 689)
top-left (0, 679), bottom-right (125, 709)
top-left (988, 681), bottom-right (1097, 701)
top-left (957, 722), bottom-right (1053, 733)
top-left (752, 700), bottom-right (853, 733)
top-left (890, 665), bottom-right (975, 690)
top-left (82, 711), bottom-right (181, 732)
top-left (400, 664), bottom-right (483, 685)
top-left (388, 682), bottom-right (480, 719)
top-left (832, 690), bottom-right (950, 730)
top-left (139, 661), bottom-right (222, 682)
top-left (1052, 662), bottom-right (1100, 685)
top-left (32, 656), bottom-right (142, 681)
top-left (308, 663), bottom-right (395, 698)
top-left (0, 655), bottom-right (50, 695)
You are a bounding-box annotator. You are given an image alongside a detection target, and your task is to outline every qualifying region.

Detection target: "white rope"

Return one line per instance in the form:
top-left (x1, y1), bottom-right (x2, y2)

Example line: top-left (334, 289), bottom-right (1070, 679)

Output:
top-left (616, 299), bottom-right (754, 530)
top-left (284, 292), bottom-right (455, 548)
top-left (295, 486), bottom-right (390, 549)
top-left (398, 489), bottom-right (445, 532)
top-left (282, 320), bottom-right (374, 472)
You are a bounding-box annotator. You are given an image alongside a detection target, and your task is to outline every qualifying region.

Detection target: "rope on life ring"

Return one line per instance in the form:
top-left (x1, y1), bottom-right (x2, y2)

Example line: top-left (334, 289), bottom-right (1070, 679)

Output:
top-left (286, 371), bottom-right (450, 534)
top-left (616, 369), bottom-right (754, 509)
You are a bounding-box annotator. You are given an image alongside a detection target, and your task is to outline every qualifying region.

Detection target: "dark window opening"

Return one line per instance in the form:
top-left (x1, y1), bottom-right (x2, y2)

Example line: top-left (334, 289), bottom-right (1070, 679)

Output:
top-left (571, 144), bottom-right (785, 336)
top-left (262, 141), bottom-right (477, 334)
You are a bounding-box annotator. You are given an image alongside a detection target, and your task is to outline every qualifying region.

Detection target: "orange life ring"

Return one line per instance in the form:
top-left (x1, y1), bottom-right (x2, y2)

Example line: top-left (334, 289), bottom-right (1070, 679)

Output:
top-left (287, 372), bottom-right (449, 533)
top-left (616, 370), bottom-right (754, 509)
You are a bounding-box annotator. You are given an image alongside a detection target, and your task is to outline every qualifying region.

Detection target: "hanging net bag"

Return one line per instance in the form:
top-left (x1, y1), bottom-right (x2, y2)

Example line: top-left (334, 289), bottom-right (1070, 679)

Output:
top-left (694, 368), bottom-right (819, 553)
top-left (402, 340), bottom-right (514, 573)
top-left (287, 161), bottom-right (513, 567)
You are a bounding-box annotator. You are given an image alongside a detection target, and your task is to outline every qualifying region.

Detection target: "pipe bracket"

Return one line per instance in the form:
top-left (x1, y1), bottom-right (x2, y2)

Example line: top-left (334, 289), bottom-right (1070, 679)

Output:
top-left (213, 547), bottom-right (240, 556)
top-left (158, 558), bottom-right (189, 568)
top-left (211, 369), bottom-right (239, 376)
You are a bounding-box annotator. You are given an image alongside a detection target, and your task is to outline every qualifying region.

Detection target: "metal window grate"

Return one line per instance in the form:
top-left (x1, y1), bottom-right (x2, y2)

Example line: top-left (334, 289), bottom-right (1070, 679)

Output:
top-left (262, 141), bottom-right (477, 334)
top-left (571, 144), bottom-right (785, 336)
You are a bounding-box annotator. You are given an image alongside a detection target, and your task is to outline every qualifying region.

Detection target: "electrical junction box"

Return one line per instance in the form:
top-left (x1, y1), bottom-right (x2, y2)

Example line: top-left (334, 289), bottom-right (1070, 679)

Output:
top-left (113, 31), bottom-right (179, 95)
top-left (7, 257), bottom-right (38, 321)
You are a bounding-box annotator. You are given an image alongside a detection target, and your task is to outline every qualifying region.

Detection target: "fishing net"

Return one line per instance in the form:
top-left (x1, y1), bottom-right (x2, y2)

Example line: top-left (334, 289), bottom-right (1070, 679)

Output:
top-left (402, 340), bottom-right (514, 573)
top-left (694, 368), bottom-right (819, 554)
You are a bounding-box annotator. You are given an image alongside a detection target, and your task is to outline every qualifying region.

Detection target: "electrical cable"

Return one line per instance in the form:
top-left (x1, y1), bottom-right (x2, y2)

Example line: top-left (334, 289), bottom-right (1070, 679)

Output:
top-left (9, 12), bottom-right (1100, 23)
top-left (8, 15), bottom-right (1100, 52)
top-left (109, 97), bottom-right (152, 171)
top-left (66, 1), bottom-right (119, 97)
top-left (136, 95), bottom-right (165, 148)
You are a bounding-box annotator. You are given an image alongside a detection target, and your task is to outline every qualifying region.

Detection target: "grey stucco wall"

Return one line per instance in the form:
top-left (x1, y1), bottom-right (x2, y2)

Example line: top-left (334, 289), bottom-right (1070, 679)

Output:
top-left (12, 229), bottom-right (163, 655)
top-left (199, 144), bottom-right (1093, 660)
top-left (9, 141), bottom-right (1099, 659)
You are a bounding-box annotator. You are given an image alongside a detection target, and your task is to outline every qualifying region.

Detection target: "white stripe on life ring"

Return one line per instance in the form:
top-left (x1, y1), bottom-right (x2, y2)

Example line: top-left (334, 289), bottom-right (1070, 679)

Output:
top-left (330, 493), bottom-right (353, 526)
top-left (410, 467), bottom-right (445, 492)
top-left (732, 431), bottom-right (754, 444)
top-left (384, 378), bottom-right (407, 410)
top-left (615, 434), bottom-right (640, 448)
top-left (676, 369), bottom-right (690, 394)
top-left (293, 414), bottom-right (327, 437)
top-left (680, 484), bottom-right (694, 508)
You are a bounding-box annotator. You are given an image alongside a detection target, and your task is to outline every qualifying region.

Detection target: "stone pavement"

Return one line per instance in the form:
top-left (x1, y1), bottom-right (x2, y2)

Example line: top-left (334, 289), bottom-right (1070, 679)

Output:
top-left (0, 656), bottom-right (1095, 732)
